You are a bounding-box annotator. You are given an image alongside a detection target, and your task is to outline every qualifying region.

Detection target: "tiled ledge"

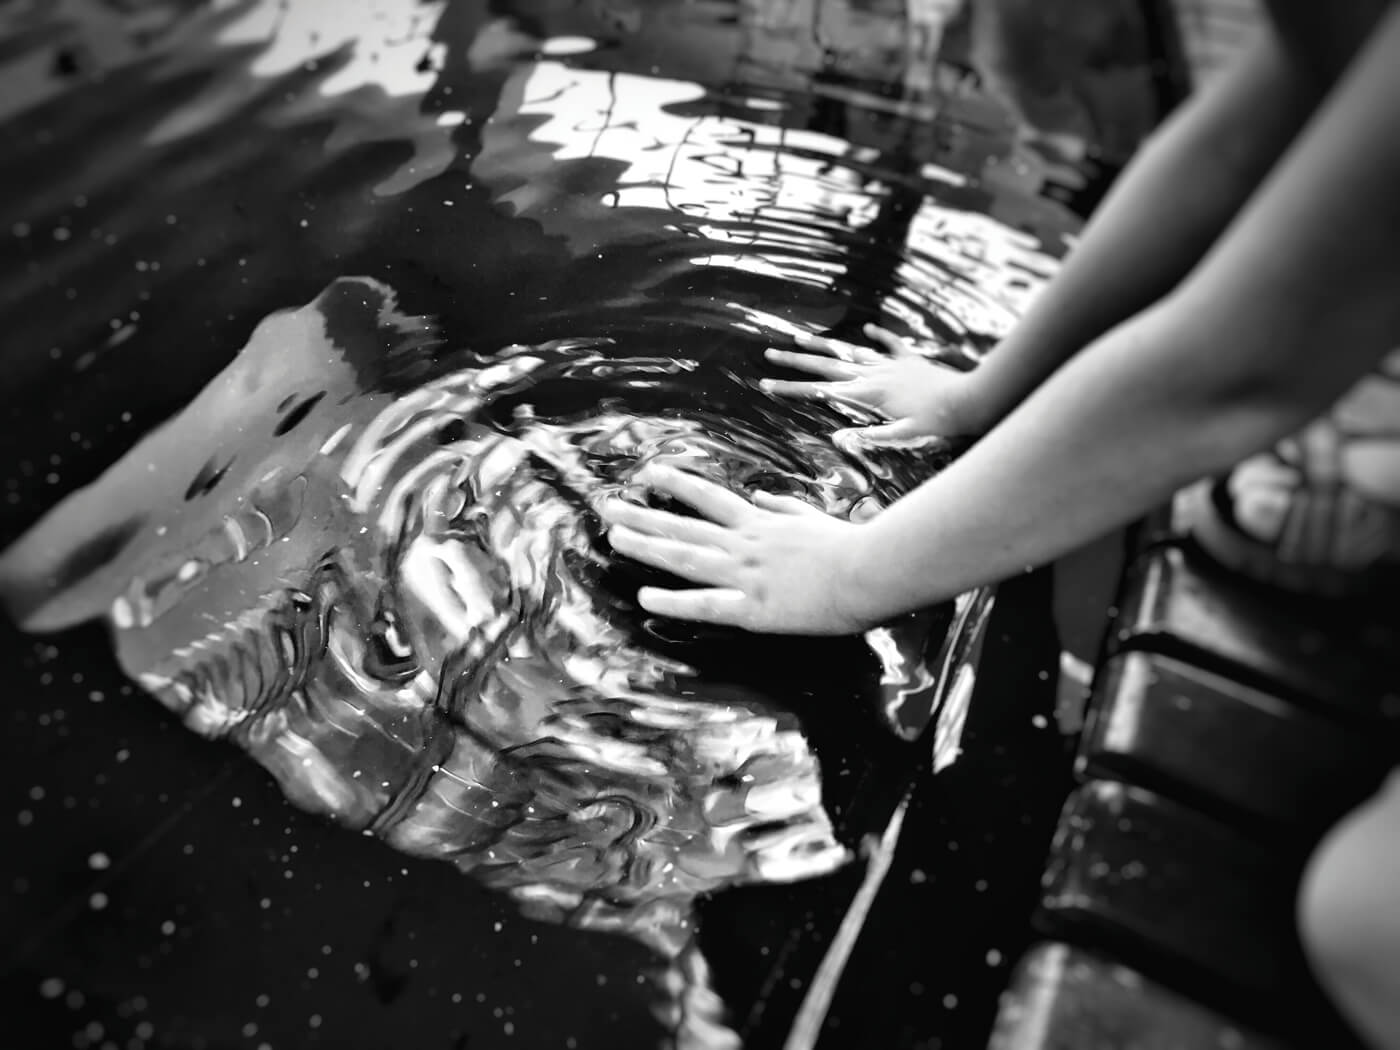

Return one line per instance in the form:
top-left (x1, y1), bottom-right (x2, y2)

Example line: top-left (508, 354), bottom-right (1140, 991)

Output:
top-left (1080, 651), bottom-right (1391, 838)
top-left (988, 521), bottom-right (1386, 1049)
top-left (1111, 542), bottom-right (1400, 726)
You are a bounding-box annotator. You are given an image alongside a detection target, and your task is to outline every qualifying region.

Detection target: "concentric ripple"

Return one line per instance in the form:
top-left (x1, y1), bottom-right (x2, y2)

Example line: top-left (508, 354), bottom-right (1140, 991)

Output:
top-left (0, 277), bottom-right (991, 1047)
top-left (0, 2), bottom-right (1083, 1045)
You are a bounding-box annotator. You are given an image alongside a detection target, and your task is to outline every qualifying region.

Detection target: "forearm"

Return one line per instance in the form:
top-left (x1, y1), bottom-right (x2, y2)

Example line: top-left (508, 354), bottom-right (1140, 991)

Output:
top-left (966, 28), bottom-right (1317, 426)
top-left (855, 304), bottom-right (1294, 616)
top-left (856, 0), bottom-right (1400, 619)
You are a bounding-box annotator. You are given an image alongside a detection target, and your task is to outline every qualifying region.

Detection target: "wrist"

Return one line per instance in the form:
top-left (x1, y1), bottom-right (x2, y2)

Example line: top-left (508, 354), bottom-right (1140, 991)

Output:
top-left (835, 523), bottom-right (912, 628)
top-left (948, 367), bottom-right (1004, 434)
top-left (965, 315), bottom-right (1093, 431)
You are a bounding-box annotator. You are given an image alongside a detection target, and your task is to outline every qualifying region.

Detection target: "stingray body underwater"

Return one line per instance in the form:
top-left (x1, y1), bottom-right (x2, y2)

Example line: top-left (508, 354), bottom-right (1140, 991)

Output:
top-left (0, 277), bottom-right (983, 1046)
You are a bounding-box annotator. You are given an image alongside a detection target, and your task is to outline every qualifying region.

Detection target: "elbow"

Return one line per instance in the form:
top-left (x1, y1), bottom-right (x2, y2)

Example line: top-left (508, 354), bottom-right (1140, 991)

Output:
top-left (1178, 361), bottom-right (1337, 480)
top-left (1199, 361), bottom-right (1330, 444)
top-left (1188, 391), bottom-right (1317, 480)
top-left (1135, 305), bottom-right (1341, 478)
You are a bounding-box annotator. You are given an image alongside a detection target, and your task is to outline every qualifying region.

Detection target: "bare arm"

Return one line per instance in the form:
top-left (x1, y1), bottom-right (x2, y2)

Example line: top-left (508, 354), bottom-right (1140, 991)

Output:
top-left (600, 2), bottom-right (1400, 635)
top-left (959, 15), bottom-right (1340, 428)
top-left (770, 16), bottom-right (1346, 437)
top-left (850, 5), bottom-right (1400, 619)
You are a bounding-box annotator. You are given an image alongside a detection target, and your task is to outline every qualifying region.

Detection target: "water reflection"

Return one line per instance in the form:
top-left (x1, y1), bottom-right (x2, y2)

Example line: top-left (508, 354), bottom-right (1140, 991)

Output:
top-left (474, 54), bottom-right (1062, 348)
top-left (0, 0), bottom-right (1092, 1046)
top-left (0, 275), bottom-right (984, 1046)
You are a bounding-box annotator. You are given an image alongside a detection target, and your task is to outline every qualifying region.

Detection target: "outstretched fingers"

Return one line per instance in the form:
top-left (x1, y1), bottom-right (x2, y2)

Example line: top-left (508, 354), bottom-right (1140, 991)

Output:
top-left (792, 330), bottom-right (883, 364)
top-left (634, 465), bottom-right (755, 526)
top-left (608, 525), bottom-right (735, 586)
top-left (760, 377), bottom-right (857, 401)
top-left (636, 585), bottom-right (752, 627)
top-left (834, 417), bottom-right (931, 446)
top-left (763, 348), bottom-right (859, 380)
top-left (861, 323), bottom-right (916, 358)
top-left (601, 497), bottom-right (731, 546)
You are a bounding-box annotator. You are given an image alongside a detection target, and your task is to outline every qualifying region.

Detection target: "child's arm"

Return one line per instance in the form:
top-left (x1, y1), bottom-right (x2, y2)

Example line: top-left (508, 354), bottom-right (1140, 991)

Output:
top-left (843, 3), bottom-right (1400, 620)
top-left (766, 6), bottom-right (1390, 442)
top-left (602, 5), bottom-right (1400, 632)
top-left (766, 21), bottom-right (1331, 436)
top-left (965, 0), bottom-right (1395, 428)
top-left (962, 32), bottom-right (1305, 424)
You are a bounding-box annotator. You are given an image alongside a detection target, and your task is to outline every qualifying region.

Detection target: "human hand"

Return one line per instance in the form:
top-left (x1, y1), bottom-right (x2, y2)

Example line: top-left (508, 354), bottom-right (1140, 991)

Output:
top-left (761, 324), bottom-right (992, 445)
top-left (599, 465), bottom-right (883, 636)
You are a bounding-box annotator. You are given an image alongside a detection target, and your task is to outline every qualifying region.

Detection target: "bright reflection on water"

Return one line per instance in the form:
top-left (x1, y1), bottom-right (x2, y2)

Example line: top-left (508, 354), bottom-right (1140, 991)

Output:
top-left (0, 0), bottom-right (1083, 1046)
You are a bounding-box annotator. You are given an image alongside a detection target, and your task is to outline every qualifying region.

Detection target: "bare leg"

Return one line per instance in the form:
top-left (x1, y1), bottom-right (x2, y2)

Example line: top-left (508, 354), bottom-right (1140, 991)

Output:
top-left (1298, 769), bottom-right (1400, 1050)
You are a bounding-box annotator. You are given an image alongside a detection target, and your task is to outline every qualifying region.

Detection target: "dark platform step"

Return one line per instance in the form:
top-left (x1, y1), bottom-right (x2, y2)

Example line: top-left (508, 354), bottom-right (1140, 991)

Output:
top-left (1110, 544), bottom-right (1400, 726)
top-left (987, 942), bottom-right (1284, 1050)
top-left (1079, 651), bottom-right (1391, 837)
top-left (1038, 780), bottom-right (1300, 1006)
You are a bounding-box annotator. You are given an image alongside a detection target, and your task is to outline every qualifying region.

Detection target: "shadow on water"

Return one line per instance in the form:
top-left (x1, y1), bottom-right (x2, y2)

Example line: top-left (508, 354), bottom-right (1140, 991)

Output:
top-left (0, 1), bottom-right (1125, 1047)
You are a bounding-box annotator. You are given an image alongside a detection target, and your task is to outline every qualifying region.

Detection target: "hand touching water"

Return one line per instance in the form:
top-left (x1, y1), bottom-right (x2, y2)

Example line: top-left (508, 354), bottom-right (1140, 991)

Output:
top-left (599, 465), bottom-right (887, 636)
top-left (598, 325), bottom-right (998, 633)
top-left (762, 324), bottom-right (992, 444)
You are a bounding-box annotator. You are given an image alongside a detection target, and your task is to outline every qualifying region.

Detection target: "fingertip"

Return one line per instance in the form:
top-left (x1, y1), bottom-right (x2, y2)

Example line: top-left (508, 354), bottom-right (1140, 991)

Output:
top-left (638, 463), bottom-right (685, 495)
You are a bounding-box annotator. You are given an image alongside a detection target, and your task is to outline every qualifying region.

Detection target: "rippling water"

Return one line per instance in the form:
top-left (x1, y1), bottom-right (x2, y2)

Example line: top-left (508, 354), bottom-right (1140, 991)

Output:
top-left (0, 2), bottom-right (1085, 1047)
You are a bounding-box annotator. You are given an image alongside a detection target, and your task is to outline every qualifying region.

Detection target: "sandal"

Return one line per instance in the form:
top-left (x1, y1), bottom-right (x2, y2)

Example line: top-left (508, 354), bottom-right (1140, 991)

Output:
top-left (1179, 352), bottom-right (1400, 598)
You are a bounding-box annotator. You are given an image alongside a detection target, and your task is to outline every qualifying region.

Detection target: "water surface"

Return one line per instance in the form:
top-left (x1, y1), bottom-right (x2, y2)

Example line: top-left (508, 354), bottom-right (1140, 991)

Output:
top-left (0, 2), bottom-right (1091, 1047)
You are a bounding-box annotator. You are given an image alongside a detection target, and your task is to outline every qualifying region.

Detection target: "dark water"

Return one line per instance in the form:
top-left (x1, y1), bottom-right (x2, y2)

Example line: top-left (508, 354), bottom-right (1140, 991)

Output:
top-left (0, 2), bottom-right (1106, 1048)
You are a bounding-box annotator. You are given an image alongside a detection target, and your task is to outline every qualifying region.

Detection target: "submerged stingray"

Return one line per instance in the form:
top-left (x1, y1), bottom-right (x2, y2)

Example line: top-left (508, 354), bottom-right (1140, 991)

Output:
top-left (0, 278), bottom-right (988, 1047)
